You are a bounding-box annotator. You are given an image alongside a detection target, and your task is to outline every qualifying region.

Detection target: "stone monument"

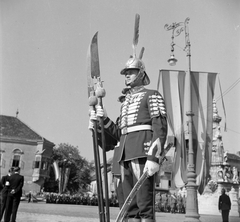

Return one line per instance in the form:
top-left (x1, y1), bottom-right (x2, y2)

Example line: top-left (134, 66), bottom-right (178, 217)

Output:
top-left (198, 100), bottom-right (240, 217)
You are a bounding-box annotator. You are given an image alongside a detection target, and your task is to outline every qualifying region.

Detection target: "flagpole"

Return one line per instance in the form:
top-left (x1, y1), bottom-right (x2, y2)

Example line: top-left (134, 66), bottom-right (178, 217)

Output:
top-left (165, 18), bottom-right (201, 222)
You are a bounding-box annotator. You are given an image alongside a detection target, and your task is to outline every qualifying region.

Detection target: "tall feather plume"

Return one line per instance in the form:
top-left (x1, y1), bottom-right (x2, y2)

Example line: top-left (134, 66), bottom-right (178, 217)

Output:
top-left (132, 14), bottom-right (140, 58)
top-left (139, 47), bottom-right (145, 60)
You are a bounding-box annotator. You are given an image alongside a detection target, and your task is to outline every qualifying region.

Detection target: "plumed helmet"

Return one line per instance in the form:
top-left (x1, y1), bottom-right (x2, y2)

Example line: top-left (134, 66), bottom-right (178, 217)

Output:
top-left (120, 57), bottom-right (145, 74)
top-left (120, 52), bottom-right (150, 86)
top-left (120, 14), bottom-right (150, 86)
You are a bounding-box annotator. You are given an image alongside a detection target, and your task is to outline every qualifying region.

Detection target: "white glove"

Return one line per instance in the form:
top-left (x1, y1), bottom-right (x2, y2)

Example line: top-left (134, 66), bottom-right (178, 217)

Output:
top-left (143, 160), bottom-right (160, 176)
top-left (88, 109), bottom-right (97, 131)
top-left (89, 109), bottom-right (97, 121)
top-left (88, 120), bottom-right (94, 130)
top-left (96, 105), bottom-right (107, 119)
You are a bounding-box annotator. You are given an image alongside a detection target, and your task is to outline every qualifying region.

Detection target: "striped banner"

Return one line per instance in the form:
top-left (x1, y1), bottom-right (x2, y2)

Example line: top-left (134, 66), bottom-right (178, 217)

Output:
top-left (63, 167), bottom-right (71, 193)
top-left (191, 71), bottom-right (217, 194)
top-left (158, 70), bottom-right (187, 188)
top-left (53, 161), bottom-right (60, 181)
top-left (158, 70), bottom-right (217, 194)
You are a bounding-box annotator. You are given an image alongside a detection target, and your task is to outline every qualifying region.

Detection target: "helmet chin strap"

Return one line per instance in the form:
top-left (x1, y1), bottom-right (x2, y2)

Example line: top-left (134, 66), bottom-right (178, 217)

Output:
top-left (125, 70), bottom-right (145, 88)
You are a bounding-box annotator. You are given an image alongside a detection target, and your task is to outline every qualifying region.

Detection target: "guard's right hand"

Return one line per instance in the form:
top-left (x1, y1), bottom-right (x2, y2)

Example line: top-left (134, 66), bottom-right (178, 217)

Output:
top-left (88, 120), bottom-right (94, 130)
top-left (89, 109), bottom-right (97, 121)
top-left (143, 160), bottom-right (160, 176)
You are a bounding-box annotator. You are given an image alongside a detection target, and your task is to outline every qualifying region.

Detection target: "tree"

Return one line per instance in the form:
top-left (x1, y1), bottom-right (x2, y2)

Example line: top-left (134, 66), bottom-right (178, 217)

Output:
top-left (44, 143), bottom-right (93, 194)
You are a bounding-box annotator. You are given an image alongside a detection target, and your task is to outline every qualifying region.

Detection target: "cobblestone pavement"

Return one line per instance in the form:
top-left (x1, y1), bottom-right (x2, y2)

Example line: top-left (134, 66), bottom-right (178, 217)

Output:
top-left (16, 211), bottom-right (240, 222)
top-left (14, 202), bottom-right (239, 222)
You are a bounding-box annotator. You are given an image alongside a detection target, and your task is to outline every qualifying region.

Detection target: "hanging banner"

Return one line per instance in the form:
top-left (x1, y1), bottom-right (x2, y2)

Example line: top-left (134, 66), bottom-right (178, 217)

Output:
top-left (158, 70), bottom-right (187, 188)
top-left (53, 161), bottom-right (60, 181)
top-left (191, 71), bottom-right (217, 194)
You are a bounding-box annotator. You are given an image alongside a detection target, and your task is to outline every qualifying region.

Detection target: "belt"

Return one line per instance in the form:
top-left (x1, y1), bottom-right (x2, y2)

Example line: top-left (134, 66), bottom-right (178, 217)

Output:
top-left (121, 125), bottom-right (152, 135)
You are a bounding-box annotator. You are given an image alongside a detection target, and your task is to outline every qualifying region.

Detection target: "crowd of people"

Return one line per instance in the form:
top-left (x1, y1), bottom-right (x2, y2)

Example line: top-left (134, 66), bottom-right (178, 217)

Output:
top-left (44, 192), bottom-right (120, 207)
top-left (155, 193), bottom-right (186, 214)
top-left (44, 191), bottom-right (187, 215)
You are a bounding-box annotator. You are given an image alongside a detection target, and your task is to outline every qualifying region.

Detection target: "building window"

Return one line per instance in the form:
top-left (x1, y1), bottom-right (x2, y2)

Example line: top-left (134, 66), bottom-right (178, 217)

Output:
top-left (168, 180), bottom-right (171, 188)
top-left (34, 156), bottom-right (41, 169)
top-left (41, 161), bottom-right (47, 170)
top-left (11, 149), bottom-right (22, 167)
top-left (12, 154), bottom-right (20, 167)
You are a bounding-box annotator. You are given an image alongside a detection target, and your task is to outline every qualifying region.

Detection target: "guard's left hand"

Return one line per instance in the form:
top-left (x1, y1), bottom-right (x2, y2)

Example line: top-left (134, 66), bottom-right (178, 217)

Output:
top-left (143, 160), bottom-right (160, 176)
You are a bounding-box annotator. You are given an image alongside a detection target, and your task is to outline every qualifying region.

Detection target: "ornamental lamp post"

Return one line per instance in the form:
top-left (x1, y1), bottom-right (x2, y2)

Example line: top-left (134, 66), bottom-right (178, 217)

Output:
top-left (164, 18), bottom-right (201, 222)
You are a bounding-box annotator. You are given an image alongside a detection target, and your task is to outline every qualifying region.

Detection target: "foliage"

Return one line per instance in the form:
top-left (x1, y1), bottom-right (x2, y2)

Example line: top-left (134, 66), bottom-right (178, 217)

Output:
top-left (44, 143), bottom-right (95, 194)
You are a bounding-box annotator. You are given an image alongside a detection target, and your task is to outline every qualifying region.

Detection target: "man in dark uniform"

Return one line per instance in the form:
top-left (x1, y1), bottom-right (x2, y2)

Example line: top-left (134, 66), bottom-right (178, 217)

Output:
top-left (156, 193), bottom-right (163, 212)
top-left (27, 191), bottom-right (32, 203)
top-left (0, 169), bottom-right (13, 221)
top-left (177, 193), bottom-right (184, 213)
top-left (170, 192), bottom-right (177, 213)
top-left (90, 51), bottom-right (168, 222)
top-left (4, 167), bottom-right (24, 222)
top-left (218, 188), bottom-right (231, 222)
top-left (164, 194), bottom-right (170, 212)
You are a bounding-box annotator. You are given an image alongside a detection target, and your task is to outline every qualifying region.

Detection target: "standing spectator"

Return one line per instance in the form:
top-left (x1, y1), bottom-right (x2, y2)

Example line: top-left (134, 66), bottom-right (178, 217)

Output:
top-left (28, 191), bottom-right (32, 203)
top-left (170, 193), bottom-right (177, 213)
top-left (157, 193), bottom-right (163, 212)
top-left (182, 194), bottom-right (186, 214)
top-left (4, 167), bottom-right (24, 222)
top-left (177, 194), bottom-right (184, 213)
top-left (0, 168), bottom-right (13, 221)
top-left (218, 188), bottom-right (231, 222)
top-left (163, 194), bottom-right (169, 212)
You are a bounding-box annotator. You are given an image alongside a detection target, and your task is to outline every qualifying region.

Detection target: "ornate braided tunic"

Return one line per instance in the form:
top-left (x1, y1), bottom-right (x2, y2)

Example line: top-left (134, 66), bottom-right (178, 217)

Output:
top-left (103, 87), bottom-right (167, 163)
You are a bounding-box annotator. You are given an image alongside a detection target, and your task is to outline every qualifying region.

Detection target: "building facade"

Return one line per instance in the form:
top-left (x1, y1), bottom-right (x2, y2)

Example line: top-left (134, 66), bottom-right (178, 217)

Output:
top-left (0, 115), bottom-right (55, 195)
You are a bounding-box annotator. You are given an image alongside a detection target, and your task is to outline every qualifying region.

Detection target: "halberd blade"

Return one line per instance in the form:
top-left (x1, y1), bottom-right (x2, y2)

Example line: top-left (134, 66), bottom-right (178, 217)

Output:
top-left (87, 32), bottom-right (100, 97)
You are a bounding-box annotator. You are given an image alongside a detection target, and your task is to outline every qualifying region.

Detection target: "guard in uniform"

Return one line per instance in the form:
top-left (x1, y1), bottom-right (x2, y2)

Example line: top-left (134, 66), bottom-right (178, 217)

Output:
top-left (90, 52), bottom-right (168, 222)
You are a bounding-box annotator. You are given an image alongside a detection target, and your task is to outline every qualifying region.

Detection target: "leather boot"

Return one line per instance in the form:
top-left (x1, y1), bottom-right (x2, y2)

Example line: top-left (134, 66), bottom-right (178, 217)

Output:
top-left (141, 218), bottom-right (154, 222)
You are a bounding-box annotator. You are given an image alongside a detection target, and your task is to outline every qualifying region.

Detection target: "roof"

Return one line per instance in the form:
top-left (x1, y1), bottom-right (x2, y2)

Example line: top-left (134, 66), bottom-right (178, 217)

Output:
top-left (226, 152), bottom-right (240, 161)
top-left (0, 115), bottom-right (52, 143)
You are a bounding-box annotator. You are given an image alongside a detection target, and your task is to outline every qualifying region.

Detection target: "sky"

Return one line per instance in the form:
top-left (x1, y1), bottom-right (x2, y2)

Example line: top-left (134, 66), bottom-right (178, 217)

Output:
top-left (1, 0), bottom-right (240, 162)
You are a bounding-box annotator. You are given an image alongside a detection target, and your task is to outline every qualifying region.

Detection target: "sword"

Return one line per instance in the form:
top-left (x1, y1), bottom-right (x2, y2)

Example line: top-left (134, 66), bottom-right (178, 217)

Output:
top-left (115, 142), bottom-right (174, 222)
